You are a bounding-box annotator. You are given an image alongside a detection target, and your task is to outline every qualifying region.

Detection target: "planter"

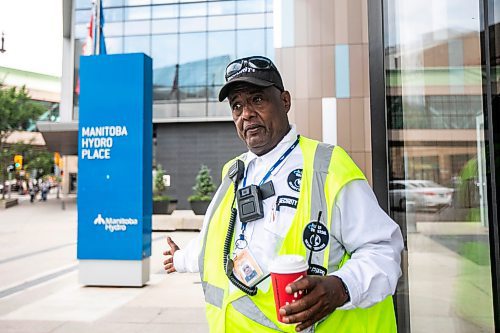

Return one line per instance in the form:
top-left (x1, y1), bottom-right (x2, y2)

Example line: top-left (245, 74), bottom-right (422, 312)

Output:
top-left (190, 200), bottom-right (210, 215)
top-left (0, 198), bottom-right (18, 209)
top-left (153, 199), bottom-right (178, 215)
top-left (166, 199), bottom-right (178, 215)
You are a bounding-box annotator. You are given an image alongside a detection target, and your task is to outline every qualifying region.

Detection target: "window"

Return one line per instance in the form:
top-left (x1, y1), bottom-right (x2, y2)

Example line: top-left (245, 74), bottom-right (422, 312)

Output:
top-left (124, 35), bottom-right (151, 55)
top-left (237, 29), bottom-right (265, 58)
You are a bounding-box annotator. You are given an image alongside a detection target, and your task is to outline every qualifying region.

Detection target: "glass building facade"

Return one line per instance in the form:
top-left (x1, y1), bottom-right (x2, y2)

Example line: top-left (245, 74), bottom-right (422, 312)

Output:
top-left (370, 0), bottom-right (500, 331)
top-left (73, 0), bottom-right (274, 119)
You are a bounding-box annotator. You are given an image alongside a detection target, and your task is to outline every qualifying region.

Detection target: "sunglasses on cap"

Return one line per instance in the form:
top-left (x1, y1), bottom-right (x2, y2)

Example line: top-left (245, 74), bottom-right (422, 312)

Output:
top-left (225, 56), bottom-right (277, 81)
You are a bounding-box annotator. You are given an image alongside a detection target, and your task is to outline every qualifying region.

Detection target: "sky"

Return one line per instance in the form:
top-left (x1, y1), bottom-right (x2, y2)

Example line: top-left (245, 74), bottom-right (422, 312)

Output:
top-left (0, 0), bottom-right (62, 77)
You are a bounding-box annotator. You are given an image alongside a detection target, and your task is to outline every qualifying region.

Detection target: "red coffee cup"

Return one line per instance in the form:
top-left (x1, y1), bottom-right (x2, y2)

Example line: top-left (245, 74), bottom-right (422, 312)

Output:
top-left (268, 255), bottom-right (309, 323)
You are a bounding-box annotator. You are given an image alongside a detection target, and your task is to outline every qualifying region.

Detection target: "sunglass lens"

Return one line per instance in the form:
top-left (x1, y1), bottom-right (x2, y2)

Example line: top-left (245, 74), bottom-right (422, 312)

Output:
top-left (226, 62), bottom-right (243, 77)
top-left (249, 58), bottom-right (270, 69)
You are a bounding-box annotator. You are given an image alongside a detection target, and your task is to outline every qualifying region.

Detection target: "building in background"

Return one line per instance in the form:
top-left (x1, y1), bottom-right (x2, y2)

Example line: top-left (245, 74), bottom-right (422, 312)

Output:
top-left (0, 66), bottom-right (60, 125)
top-left (0, 66), bottom-right (68, 191)
top-left (41, 1), bottom-right (499, 331)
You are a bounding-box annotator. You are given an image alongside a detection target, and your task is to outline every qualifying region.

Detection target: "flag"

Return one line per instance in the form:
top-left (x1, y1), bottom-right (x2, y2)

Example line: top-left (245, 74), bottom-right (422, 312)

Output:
top-left (81, 0), bottom-right (106, 56)
top-left (82, 2), bottom-right (95, 56)
top-left (76, 0), bottom-right (106, 95)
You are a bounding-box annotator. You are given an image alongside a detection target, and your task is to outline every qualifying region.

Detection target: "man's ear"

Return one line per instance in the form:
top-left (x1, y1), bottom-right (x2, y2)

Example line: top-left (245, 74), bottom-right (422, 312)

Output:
top-left (281, 91), bottom-right (291, 113)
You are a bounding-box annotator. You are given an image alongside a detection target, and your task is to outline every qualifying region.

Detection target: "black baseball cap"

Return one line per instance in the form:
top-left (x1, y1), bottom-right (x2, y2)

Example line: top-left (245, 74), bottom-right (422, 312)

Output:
top-left (218, 56), bottom-right (284, 102)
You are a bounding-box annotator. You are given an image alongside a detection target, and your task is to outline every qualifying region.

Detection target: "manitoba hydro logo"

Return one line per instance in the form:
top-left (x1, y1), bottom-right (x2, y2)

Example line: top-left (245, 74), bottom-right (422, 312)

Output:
top-left (93, 213), bottom-right (138, 232)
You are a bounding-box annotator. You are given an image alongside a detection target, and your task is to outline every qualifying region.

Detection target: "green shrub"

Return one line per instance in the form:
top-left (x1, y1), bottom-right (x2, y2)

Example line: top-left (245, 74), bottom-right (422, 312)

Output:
top-left (188, 164), bottom-right (216, 202)
top-left (153, 165), bottom-right (171, 201)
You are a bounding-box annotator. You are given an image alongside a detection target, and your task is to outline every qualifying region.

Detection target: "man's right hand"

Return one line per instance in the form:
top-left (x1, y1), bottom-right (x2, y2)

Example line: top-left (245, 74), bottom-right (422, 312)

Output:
top-left (163, 236), bottom-right (180, 274)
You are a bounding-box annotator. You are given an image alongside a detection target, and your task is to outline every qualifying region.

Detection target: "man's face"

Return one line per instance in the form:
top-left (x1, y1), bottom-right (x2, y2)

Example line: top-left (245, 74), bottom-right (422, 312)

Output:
top-left (228, 85), bottom-right (291, 156)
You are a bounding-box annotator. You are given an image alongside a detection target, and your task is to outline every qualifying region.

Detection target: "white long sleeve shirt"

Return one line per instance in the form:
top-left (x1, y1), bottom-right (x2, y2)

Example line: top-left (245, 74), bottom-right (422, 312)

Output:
top-left (173, 126), bottom-right (403, 309)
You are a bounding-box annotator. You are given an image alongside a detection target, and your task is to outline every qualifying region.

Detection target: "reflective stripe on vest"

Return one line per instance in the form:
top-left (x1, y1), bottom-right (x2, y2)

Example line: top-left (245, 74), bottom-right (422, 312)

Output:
top-left (202, 281), bottom-right (224, 308)
top-left (232, 296), bottom-right (281, 331)
top-left (198, 175), bottom-right (232, 308)
top-left (307, 142), bottom-right (334, 271)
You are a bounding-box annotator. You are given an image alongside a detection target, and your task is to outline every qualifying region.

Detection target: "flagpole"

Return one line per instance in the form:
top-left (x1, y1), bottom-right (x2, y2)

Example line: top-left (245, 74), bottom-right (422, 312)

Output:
top-left (95, 0), bottom-right (101, 55)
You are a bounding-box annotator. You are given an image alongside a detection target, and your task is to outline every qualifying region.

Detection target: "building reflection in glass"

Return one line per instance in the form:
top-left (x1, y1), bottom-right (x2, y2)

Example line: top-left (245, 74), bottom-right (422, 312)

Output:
top-left (384, 0), bottom-right (495, 331)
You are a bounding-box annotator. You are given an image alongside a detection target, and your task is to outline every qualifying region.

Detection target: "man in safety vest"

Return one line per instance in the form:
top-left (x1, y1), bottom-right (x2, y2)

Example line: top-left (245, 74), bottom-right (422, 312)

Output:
top-left (164, 56), bottom-right (404, 332)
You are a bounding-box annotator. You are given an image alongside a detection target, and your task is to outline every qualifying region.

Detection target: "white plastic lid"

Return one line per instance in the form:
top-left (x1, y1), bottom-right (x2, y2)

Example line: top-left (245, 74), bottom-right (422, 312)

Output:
top-left (268, 255), bottom-right (309, 274)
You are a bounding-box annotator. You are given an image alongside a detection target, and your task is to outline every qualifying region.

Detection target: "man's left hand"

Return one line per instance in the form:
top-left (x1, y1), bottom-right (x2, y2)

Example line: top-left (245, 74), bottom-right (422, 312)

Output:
top-left (279, 275), bottom-right (348, 332)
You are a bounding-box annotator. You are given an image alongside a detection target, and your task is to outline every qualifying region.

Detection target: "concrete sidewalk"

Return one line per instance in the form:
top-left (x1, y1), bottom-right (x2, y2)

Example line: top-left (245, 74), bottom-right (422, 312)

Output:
top-left (0, 192), bottom-right (493, 332)
top-left (0, 194), bottom-right (208, 333)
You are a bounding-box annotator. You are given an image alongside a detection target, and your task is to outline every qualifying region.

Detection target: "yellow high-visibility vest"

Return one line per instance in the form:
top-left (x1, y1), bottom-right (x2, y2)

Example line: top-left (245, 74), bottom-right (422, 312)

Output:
top-left (198, 136), bottom-right (397, 332)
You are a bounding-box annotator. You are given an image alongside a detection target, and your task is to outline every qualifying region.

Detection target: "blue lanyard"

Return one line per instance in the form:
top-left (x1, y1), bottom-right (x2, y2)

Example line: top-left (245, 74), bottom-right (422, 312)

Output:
top-left (242, 135), bottom-right (300, 187)
top-left (236, 135), bottom-right (300, 250)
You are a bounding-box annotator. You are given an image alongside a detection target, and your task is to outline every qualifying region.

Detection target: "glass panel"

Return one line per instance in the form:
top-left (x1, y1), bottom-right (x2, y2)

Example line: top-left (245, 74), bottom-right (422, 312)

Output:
top-left (152, 19), bottom-right (178, 34)
top-left (208, 1), bottom-right (236, 15)
top-left (237, 13), bottom-right (266, 30)
top-left (152, 0), bottom-right (177, 4)
top-left (125, 6), bottom-right (151, 20)
top-left (102, 0), bottom-right (124, 8)
top-left (208, 15), bottom-right (236, 31)
top-left (266, 12), bottom-right (273, 27)
top-left (179, 17), bottom-right (207, 33)
top-left (265, 0), bottom-right (273, 12)
top-left (266, 28), bottom-right (273, 59)
top-left (152, 34), bottom-right (178, 101)
top-left (75, 0), bottom-right (92, 9)
top-left (75, 9), bottom-right (92, 24)
top-left (104, 22), bottom-right (124, 37)
top-left (105, 37), bottom-right (123, 54)
top-left (153, 0), bottom-right (178, 4)
top-left (103, 8), bottom-right (123, 22)
top-left (208, 31), bottom-right (235, 99)
top-left (179, 32), bottom-right (207, 101)
top-left (124, 20), bottom-right (151, 35)
top-left (152, 4), bottom-right (178, 18)
top-left (75, 24), bottom-right (88, 39)
top-left (237, 0), bottom-right (266, 14)
top-left (180, 2), bottom-right (207, 17)
top-left (383, 0), bottom-right (496, 331)
top-left (237, 29), bottom-right (265, 58)
top-left (124, 35), bottom-right (151, 55)
top-left (124, 0), bottom-right (151, 5)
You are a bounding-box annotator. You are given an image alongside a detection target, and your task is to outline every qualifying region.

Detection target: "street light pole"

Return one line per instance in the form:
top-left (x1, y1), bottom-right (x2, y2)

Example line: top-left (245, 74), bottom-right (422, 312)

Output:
top-left (0, 32), bottom-right (6, 53)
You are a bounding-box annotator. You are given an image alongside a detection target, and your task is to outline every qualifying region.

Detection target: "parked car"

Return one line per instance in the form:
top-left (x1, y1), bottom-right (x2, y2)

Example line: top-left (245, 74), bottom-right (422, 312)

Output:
top-left (389, 179), bottom-right (453, 211)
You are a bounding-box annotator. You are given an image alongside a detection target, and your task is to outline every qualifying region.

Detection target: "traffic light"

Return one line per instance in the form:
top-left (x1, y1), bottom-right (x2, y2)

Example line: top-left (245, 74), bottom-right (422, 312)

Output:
top-left (54, 152), bottom-right (61, 167)
top-left (14, 155), bottom-right (23, 170)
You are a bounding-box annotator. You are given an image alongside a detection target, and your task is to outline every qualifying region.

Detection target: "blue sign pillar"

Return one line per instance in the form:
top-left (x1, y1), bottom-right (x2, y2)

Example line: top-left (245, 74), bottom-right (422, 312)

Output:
top-left (77, 53), bottom-right (152, 286)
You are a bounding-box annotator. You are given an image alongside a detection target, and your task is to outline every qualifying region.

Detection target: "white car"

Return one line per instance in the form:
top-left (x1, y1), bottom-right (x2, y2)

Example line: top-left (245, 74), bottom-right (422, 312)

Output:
top-left (389, 180), bottom-right (453, 211)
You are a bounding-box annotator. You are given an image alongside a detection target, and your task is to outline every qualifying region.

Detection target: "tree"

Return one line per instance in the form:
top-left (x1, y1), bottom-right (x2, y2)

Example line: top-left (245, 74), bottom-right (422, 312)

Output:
top-left (188, 164), bottom-right (216, 202)
top-left (0, 85), bottom-right (46, 199)
top-left (24, 150), bottom-right (54, 179)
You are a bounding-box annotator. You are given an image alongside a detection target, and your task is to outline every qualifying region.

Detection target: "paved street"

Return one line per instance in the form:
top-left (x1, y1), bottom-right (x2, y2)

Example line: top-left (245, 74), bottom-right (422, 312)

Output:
top-left (0, 192), bottom-right (208, 333)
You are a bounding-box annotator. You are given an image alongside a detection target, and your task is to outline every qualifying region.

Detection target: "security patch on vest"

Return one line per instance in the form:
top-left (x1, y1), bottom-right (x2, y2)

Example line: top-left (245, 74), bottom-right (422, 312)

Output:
top-left (276, 195), bottom-right (298, 211)
top-left (303, 221), bottom-right (329, 252)
top-left (308, 264), bottom-right (327, 276)
top-left (287, 169), bottom-right (302, 192)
